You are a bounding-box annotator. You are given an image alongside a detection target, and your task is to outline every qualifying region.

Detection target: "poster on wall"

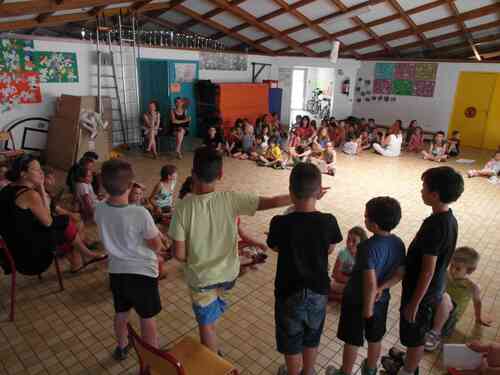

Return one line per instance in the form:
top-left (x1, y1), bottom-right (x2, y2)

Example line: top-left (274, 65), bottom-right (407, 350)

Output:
top-left (200, 51), bottom-right (247, 71)
top-left (174, 63), bottom-right (196, 82)
top-left (372, 62), bottom-right (438, 98)
top-left (0, 72), bottom-right (42, 112)
top-left (24, 51), bottom-right (78, 82)
top-left (0, 39), bottom-right (34, 72)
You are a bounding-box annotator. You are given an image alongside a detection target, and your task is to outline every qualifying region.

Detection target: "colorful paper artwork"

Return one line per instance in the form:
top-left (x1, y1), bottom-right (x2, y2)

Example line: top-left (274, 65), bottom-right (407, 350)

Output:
top-left (414, 80), bottom-right (436, 97)
top-left (415, 63), bottom-right (438, 81)
top-left (374, 63), bottom-right (395, 80)
top-left (372, 62), bottom-right (437, 98)
top-left (0, 72), bottom-right (42, 113)
top-left (395, 63), bottom-right (416, 80)
top-left (200, 52), bottom-right (247, 71)
top-left (373, 79), bottom-right (392, 95)
top-left (33, 52), bottom-right (78, 82)
top-left (1, 39), bottom-right (34, 50)
top-left (174, 63), bottom-right (196, 82)
top-left (0, 39), bottom-right (34, 73)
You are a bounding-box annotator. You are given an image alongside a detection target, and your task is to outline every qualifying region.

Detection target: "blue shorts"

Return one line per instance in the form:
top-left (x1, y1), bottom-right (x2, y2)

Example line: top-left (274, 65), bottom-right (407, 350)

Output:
top-left (190, 281), bottom-right (235, 326)
top-left (275, 289), bottom-right (328, 355)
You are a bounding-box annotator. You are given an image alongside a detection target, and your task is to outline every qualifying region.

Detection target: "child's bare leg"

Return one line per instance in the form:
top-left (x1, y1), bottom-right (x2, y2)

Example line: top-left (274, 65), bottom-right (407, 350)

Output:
top-left (140, 318), bottom-right (159, 348)
top-left (285, 354), bottom-right (302, 375)
top-left (422, 151), bottom-right (430, 160)
top-left (342, 344), bottom-right (359, 374)
top-left (303, 347), bottom-right (319, 375)
top-left (67, 249), bottom-right (83, 270)
top-left (72, 233), bottom-right (102, 259)
top-left (402, 346), bottom-right (424, 374)
top-left (114, 311), bottom-right (130, 348)
top-left (199, 323), bottom-right (218, 352)
top-left (366, 341), bottom-right (381, 370)
top-left (232, 152), bottom-right (242, 159)
top-left (432, 293), bottom-right (453, 334)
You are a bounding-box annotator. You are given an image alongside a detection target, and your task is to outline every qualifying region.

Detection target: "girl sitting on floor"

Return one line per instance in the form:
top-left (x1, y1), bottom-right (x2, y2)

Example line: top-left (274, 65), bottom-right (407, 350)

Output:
top-left (342, 134), bottom-right (359, 155)
top-left (406, 126), bottom-right (425, 152)
top-left (314, 127), bottom-right (331, 150)
top-left (226, 127), bottom-right (244, 158)
top-left (359, 130), bottom-right (371, 151)
top-left (149, 165), bottom-right (177, 220)
top-left (329, 226), bottom-right (367, 302)
top-left (468, 151), bottom-right (500, 179)
top-left (447, 130), bottom-right (461, 157)
top-left (203, 125), bottom-right (224, 152)
top-left (422, 131), bottom-right (448, 162)
top-left (257, 137), bottom-right (286, 169)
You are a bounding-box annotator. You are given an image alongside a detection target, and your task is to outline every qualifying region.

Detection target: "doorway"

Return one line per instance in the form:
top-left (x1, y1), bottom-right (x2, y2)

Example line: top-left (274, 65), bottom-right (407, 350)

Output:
top-left (291, 69), bottom-right (306, 110)
top-left (449, 72), bottom-right (500, 150)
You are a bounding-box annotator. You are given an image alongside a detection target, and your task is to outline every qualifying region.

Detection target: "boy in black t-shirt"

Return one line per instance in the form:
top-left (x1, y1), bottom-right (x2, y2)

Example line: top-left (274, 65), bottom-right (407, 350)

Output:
top-left (378, 166), bottom-right (464, 375)
top-left (327, 197), bottom-right (405, 375)
top-left (267, 163), bottom-right (342, 375)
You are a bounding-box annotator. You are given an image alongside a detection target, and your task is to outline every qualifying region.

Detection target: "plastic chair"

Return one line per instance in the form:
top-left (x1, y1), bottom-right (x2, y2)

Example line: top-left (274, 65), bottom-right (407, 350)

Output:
top-left (127, 324), bottom-right (239, 375)
top-left (0, 240), bottom-right (64, 321)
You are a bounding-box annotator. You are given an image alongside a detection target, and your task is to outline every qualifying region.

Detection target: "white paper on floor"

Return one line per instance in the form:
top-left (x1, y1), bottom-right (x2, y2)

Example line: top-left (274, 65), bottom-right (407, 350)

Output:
top-left (443, 344), bottom-right (482, 370)
top-left (455, 159), bottom-right (475, 164)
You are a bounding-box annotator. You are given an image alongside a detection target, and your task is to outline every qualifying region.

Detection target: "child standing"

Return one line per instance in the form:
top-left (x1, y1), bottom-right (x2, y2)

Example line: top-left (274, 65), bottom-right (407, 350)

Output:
top-left (268, 163), bottom-right (341, 375)
top-left (168, 147), bottom-right (294, 353)
top-left (380, 166), bottom-right (464, 375)
top-left (329, 226), bottom-right (368, 302)
top-left (327, 197), bottom-right (405, 375)
top-left (95, 160), bottom-right (164, 360)
top-left (422, 131), bottom-right (448, 162)
top-left (148, 165), bottom-right (177, 217)
top-left (467, 151), bottom-right (500, 178)
top-left (424, 247), bottom-right (493, 352)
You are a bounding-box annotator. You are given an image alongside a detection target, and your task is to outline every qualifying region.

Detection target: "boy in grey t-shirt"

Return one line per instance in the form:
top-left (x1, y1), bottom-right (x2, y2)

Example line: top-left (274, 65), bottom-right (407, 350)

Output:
top-left (95, 160), bottom-right (164, 361)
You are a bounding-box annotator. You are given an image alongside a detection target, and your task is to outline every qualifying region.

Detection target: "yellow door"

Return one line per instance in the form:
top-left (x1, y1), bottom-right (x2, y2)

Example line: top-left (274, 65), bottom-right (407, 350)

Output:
top-left (483, 76), bottom-right (500, 150)
top-left (448, 72), bottom-right (497, 149)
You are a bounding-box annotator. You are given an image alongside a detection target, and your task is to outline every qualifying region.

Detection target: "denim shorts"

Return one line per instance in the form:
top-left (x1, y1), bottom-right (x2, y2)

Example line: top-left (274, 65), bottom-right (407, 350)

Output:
top-left (191, 280), bottom-right (235, 326)
top-left (275, 289), bottom-right (328, 355)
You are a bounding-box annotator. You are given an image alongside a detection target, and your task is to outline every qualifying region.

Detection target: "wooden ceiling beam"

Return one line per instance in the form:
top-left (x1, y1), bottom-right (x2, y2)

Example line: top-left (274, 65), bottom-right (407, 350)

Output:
top-left (139, 0), bottom-right (186, 21)
top-left (139, 14), bottom-right (180, 31)
top-left (205, 0), bottom-right (318, 57)
top-left (174, 4), bottom-right (276, 55)
top-left (429, 32), bottom-right (500, 57)
top-left (178, 0), bottom-right (247, 31)
top-left (130, 0), bottom-right (155, 12)
top-left (445, 0), bottom-right (481, 60)
top-left (36, 12), bottom-right (56, 24)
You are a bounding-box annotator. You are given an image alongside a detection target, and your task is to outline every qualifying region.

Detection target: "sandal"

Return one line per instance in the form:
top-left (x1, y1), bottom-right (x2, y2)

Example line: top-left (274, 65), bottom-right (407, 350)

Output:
top-left (240, 253), bottom-right (267, 269)
top-left (70, 254), bottom-right (108, 273)
top-left (389, 347), bottom-right (406, 363)
top-left (381, 356), bottom-right (403, 375)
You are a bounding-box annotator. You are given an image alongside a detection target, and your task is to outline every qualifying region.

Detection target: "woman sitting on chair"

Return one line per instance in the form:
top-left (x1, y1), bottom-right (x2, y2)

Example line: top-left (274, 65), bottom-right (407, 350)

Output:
top-left (170, 97), bottom-right (191, 159)
top-left (143, 100), bottom-right (161, 159)
top-left (0, 155), bottom-right (106, 275)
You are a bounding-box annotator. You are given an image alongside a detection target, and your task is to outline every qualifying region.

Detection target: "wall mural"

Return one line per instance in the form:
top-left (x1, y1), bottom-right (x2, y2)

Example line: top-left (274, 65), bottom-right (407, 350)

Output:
top-left (0, 72), bottom-right (42, 113)
top-left (200, 51), bottom-right (247, 71)
top-left (373, 62), bottom-right (438, 98)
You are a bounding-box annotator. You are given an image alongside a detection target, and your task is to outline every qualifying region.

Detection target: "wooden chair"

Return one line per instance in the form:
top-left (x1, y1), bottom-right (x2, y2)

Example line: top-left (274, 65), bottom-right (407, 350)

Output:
top-left (0, 131), bottom-right (24, 161)
top-left (127, 324), bottom-right (239, 375)
top-left (0, 239), bottom-right (64, 321)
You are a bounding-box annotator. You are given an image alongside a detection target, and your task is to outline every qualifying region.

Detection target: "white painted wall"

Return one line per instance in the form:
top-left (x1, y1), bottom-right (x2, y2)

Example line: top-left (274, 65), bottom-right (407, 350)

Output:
top-left (352, 60), bottom-right (500, 133)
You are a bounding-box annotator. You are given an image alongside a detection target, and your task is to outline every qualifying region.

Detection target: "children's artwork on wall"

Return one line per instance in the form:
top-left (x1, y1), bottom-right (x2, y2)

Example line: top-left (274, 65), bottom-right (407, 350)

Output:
top-left (373, 62), bottom-right (438, 97)
top-left (393, 79), bottom-right (413, 96)
top-left (394, 63), bottom-right (416, 80)
top-left (390, 97), bottom-right (396, 102)
top-left (28, 52), bottom-right (78, 82)
top-left (0, 39), bottom-right (34, 72)
top-left (0, 72), bottom-right (42, 112)
top-left (373, 79), bottom-right (392, 95)
top-left (174, 63), bottom-right (196, 82)
top-left (1, 39), bottom-right (34, 50)
top-left (415, 63), bottom-right (438, 80)
top-left (375, 63), bottom-right (395, 80)
top-left (200, 52), bottom-right (247, 71)
top-left (414, 80), bottom-right (436, 97)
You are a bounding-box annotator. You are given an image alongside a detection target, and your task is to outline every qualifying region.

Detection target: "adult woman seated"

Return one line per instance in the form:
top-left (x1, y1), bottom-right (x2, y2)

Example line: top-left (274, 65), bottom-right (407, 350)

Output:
top-left (170, 97), bottom-right (191, 159)
top-left (143, 100), bottom-right (161, 159)
top-left (0, 155), bottom-right (106, 275)
top-left (373, 121), bottom-right (403, 157)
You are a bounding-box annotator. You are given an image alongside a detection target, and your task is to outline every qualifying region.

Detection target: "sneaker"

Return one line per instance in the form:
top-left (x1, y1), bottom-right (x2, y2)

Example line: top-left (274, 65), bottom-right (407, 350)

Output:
top-left (325, 366), bottom-right (347, 375)
top-left (361, 359), bottom-right (377, 375)
top-left (112, 344), bottom-right (131, 361)
top-left (424, 330), bottom-right (441, 352)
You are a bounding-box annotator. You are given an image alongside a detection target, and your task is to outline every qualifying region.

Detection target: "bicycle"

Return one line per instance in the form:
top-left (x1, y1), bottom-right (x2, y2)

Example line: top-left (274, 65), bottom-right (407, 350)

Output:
top-left (306, 88), bottom-right (323, 114)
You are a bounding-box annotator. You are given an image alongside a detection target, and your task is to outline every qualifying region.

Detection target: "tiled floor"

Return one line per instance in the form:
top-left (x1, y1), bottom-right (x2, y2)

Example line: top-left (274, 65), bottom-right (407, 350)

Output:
top-left (1, 147), bottom-right (499, 375)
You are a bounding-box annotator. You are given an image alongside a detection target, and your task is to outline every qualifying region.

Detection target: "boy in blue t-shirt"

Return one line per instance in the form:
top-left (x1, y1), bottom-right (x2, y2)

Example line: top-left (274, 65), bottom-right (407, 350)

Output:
top-left (327, 196), bottom-right (406, 375)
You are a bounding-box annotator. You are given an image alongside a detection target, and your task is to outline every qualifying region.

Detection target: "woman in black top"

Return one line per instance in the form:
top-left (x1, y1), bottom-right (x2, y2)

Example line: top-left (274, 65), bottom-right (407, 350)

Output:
top-left (0, 155), bottom-right (106, 275)
top-left (170, 97), bottom-right (191, 159)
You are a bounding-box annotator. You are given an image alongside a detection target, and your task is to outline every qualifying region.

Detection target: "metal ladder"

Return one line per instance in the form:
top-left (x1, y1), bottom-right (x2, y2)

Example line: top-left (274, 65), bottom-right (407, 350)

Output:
top-left (96, 12), bottom-right (141, 147)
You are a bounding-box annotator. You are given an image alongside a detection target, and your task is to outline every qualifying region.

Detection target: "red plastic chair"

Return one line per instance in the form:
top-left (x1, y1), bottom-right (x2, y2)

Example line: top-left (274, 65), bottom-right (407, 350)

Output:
top-left (0, 239), bottom-right (64, 321)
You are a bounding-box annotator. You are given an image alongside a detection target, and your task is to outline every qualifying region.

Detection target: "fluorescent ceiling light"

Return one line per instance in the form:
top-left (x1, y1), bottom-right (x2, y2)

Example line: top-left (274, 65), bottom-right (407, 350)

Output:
top-left (321, 5), bottom-right (372, 26)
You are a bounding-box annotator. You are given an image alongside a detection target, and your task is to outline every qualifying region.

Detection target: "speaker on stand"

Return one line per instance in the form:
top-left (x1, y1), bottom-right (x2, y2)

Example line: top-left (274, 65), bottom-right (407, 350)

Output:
top-left (195, 80), bottom-right (221, 138)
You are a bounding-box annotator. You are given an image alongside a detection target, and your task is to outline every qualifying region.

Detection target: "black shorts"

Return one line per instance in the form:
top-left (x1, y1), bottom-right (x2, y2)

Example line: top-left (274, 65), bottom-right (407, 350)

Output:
top-left (109, 273), bottom-right (161, 319)
top-left (337, 299), bottom-right (389, 347)
top-left (399, 303), bottom-right (435, 348)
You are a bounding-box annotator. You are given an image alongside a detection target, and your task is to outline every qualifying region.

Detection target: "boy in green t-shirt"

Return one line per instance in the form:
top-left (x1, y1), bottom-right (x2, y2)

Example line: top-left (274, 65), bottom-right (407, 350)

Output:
top-left (168, 147), bottom-right (296, 354)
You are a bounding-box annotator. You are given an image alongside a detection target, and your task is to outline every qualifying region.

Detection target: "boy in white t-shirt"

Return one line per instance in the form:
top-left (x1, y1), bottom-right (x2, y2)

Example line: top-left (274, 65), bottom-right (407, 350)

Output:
top-left (95, 160), bottom-right (164, 361)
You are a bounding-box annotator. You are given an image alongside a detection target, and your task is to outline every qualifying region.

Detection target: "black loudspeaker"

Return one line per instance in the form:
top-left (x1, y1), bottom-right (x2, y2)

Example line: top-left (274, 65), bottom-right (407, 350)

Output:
top-left (196, 80), bottom-right (220, 138)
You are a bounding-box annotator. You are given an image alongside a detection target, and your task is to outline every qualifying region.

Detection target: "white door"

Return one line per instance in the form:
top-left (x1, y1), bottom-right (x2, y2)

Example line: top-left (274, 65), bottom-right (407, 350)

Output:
top-left (278, 68), bottom-right (293, 127)
top-left (291, 69), bottom-right (306, 110)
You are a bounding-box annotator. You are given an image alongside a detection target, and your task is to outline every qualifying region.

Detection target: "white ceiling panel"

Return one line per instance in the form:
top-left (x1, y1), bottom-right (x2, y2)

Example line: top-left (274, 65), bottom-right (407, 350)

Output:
top-left (397, 0), bottom-right (434, 11)
top-left (472, 29), bottom-right (500, 40)
top-left (266, 13), bottom-right (302, 31)
top-left (100, 2), bottom-right (132, 9)
top-left (188, 23), bottom-right (216, 36)
top-left (370, 19), bottom-right (407, 35)
top-left (434, 36), bottom-right (464, 48)
top-left (288, 28), bottom-right (321, 43)
top-left (356, 45), bottom-right (383, 54)
top-left (309, 40), bottom-right (333, 53)
top-left (340, 0), bottom-right (368, 6)
top-left (320, 18), bottom-right (356, 33)
top-left (337, 31), bottom-right (368, 45)
top-left (160, 10), bottom-right (191, 24)
top-left (465, 14), bottom-right (500, 28)
top-left (212, 12), bottom-right (244, 29)
top-left (297, 0), bottom-right (338, 20)
top-left (357, 2), bottom-right (395, 23)
top-left (387, 35), bottom-right (419, 47)
top-left (261, 39), bottom-right (288, 50)
top-left (423, 24), bottom-right (460, 38)
top-left (182, 0), bottom-right (217, 14)
top-left (410, 4), bottom-right (452, 25)
top-left (455, 0), bottom-right (497, 13)
top-left (0, 14), bottom-right (37, 22)
top-left (219, 36), bottom-right (241, 48)
top-left (239, 0), bottom-right (281, 18)
top-left (53, 8), bottom-right (92, 16)
top-left (238, 26), bottom-right (268, 40)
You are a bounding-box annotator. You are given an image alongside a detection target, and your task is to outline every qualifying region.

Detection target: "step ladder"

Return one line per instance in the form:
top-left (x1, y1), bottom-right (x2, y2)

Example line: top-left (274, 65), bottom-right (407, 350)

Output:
top-left (95, 12), bottom-right (141, 147)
